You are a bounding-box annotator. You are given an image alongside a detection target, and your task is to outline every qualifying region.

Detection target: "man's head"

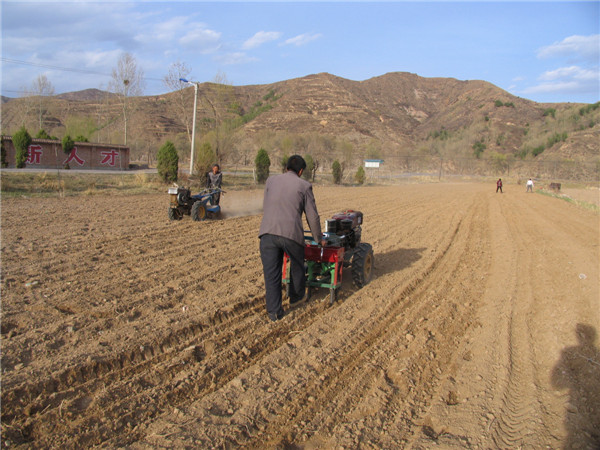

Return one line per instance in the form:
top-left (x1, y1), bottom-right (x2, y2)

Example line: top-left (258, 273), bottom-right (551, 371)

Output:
top-left (286, 155), bottom-right (306, 175)
top-left (212, 164), bottom-right (220, 174)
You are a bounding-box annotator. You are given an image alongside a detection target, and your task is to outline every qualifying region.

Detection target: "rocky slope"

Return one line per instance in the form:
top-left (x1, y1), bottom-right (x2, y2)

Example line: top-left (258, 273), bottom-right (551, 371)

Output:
top-left (1, 72), bottom-right (598, 165)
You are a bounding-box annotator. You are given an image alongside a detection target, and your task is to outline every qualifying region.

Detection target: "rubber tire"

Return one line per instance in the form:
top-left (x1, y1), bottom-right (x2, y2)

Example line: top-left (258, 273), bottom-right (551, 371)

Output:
top-left (191, 202), bottom-right (206, 221)
top-left (351, 243), bottom-right (374, 288)
top-left (168, 207), bottom-right (182, 221)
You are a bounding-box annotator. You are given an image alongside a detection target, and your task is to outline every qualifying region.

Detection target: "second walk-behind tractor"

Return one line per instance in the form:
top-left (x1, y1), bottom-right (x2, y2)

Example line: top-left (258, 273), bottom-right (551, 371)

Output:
top-left (167, 186), bottom-right (224, 221)
top-left (282, 210), bottom-right (374, 304)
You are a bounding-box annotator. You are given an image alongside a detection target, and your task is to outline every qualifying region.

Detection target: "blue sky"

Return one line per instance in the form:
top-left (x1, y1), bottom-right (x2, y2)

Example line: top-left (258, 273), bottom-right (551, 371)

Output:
top-left (2, 1), bottom-right (599, 103)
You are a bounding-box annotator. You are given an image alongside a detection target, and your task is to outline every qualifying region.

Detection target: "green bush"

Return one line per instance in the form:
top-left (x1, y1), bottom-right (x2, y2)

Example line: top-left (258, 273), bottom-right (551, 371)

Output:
top-left (280, 153), bottom-right (289, 173)
top-left (13, 126), bottom-right (32, 168)
top-left (332, 160), bottom-right (343, 184)
top-left (255, 148), bottom-right (270, 184)
top-left (303, 154), bottom-right (315, 181)
top-left (36, 129), bottom-right (52, 139)
top-left (532, 145), bottom-right (545, 157)
top-left (355, 166), bottom-right (366, 185)
top-left (543, 108), bottom-right (556, 118)
top-left (547, 132), bottom-right (567, 148)
top-left (494, 100), bottom-right (515, 108)
top-left (157, 141), bottom-right (179, 183)
top-left (1, 137), bottom-right (7, 168)
top-left (472, 140), bottom-right (486, 159)
top-left (62, 135), bottom-right (75, 155)
top-left (194, 142), bottom-right (216, 186)
top-left (579, 102), bottom-right (600, 116)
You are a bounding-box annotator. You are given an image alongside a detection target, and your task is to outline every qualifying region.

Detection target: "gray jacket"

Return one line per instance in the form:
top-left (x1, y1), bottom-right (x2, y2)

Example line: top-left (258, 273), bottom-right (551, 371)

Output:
top-left (258, 170), bottom-right (322, 245)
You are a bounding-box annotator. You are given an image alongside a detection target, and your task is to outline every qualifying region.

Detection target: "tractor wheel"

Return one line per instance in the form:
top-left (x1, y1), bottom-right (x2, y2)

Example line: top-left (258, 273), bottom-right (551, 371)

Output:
top-left (191, 202), bottom-right (207, 221)
top-left (351, 243), bottom-right (374, 288)
top-left (168, 207), bottom-right (182, 221)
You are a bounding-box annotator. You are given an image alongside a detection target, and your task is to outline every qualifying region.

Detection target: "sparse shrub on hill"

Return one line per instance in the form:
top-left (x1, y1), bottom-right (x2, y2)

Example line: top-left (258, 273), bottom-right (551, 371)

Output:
top-left (532, 144), bottom-right (545, 157)
top-left (355, 165), bottom-right (366, 185)
top-left (579, 102), bottom-right (600, 116)
top-left (13, 126), bottom-right (32, 168)
top-left (429, 128), bottom-right (449, 140)
top-left (472, 140), bottom-right (486, 159)
top-left (547, 132), bottom-right (568, 148)
top-left (543, 108), bottom-right (556, 118)
top-left (495, 100), bottom-right (515, 108)
top-left (332, 160), bottom-right (343, 184)
top-left (255, 148), bottom-right (270, 184)
top-left (157, 141), bottom-right (179, 183)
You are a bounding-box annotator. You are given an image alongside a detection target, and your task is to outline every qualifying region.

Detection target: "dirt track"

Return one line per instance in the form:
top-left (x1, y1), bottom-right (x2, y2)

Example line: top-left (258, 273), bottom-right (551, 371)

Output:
top-left (1, 183), bottom-right (599, 449)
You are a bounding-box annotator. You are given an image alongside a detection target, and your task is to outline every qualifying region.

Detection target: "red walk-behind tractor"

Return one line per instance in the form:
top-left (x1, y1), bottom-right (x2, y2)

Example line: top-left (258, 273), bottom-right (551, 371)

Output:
top-left (282, 210), bottom-right (374, 304)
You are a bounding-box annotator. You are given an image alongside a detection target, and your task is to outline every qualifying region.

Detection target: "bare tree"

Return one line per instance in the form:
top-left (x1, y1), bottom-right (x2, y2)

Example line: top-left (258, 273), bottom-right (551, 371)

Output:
top-left (163, 61), bottom-right (193, 143)
top-left (30, 74), bottom-right (55, 131)
top-left (204, 71), bottom-right (237, 164)
top-left (108, 52), bottom-right (145, 146)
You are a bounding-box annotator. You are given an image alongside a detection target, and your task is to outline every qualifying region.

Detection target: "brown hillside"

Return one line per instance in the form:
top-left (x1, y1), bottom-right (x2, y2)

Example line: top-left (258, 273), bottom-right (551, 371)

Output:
top-left (1, 72), bottom-right (598, 169)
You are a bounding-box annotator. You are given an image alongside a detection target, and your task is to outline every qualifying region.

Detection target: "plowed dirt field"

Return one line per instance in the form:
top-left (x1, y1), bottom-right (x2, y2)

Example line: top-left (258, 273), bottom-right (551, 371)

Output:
top-left (1, 182), bottom-right (598, 449)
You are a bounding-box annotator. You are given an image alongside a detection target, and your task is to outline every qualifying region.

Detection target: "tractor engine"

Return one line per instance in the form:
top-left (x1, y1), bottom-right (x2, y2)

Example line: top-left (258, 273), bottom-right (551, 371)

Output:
top-left (169, 186), bottom-right (193, 208)
top-left (323, 210), bottom-right (363, 249)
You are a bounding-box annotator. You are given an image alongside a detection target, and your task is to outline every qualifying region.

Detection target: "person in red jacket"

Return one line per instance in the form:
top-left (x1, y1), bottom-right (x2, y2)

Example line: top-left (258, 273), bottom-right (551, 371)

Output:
top-left (496, 178), bottom-right (503, 193)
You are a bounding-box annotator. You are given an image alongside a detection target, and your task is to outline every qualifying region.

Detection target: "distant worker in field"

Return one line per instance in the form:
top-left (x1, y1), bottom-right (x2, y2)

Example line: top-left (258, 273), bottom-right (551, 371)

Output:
top-left (258, 155), bottom-right (326, 322)
top-left (496, 178), bottom-right (503, 194)
top-left (526, 178), bottom-right (534, 193)
top-left (206, 164), bottom-right (222, 205)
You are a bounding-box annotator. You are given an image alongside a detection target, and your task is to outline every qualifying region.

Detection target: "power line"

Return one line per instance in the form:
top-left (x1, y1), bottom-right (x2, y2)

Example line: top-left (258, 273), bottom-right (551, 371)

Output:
top-left (1, 57), bottom-right (164, 82)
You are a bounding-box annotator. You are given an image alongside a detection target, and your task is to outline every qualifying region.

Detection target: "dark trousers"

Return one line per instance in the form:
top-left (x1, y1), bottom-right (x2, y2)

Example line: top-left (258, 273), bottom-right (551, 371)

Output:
top-left (259, 234), bottom-right (306, 317)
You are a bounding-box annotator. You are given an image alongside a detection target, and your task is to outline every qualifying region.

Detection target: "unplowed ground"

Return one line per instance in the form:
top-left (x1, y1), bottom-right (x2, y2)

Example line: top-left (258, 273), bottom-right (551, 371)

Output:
top-left (1, 183), bottom-right (598, 449)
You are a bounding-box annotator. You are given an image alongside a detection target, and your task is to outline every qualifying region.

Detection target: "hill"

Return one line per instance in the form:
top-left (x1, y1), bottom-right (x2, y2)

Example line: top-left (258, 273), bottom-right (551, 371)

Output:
top-left (1, 72), bottom-right (598, 179)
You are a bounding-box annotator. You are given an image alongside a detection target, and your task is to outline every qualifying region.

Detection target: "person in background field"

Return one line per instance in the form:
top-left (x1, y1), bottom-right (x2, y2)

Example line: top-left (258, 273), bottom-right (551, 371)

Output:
top-left (206, 164), bottom-right (222, 205)
top-left (258, 155), bottom-right (327, 322)
top-left (496, 178), bottom-right (503, 193)
top-left (526, 178), bottom-right (534, 193)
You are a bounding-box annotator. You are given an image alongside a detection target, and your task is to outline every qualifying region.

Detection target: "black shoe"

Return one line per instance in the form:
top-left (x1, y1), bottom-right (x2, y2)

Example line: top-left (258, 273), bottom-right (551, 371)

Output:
top-left (268, 311), bottom-right (285, 322)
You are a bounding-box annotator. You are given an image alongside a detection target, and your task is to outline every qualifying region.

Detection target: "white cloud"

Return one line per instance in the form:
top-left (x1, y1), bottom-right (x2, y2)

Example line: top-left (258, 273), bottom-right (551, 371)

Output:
top-left (523, 65), bottom-right (600, 96)
top-left (537, 34), bottom-right (600, 61)
top-left (521, 35), bottom-right (600, 100)
top-left (243, 31), bottom-right (282, 50)
top-left (136, 16), bottom-right (189, 44)
top-left (283, 33), bottom-right (323, 47)
top-left (539, 66), bottom-right (598, 82)
top-left (522, 81), bottom-right (583, 95)
top-left (179, 25), bottom-right (222, 54)
top-left (213, 52), bottom-right (258, 65)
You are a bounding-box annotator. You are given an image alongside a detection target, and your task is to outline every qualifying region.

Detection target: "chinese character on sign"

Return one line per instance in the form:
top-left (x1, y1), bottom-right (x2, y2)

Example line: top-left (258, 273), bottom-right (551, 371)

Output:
top-left (26, 145), bottom-right (43, 164)
top-left (63, 147), bottom-right (85, 166)
top-left (100, 150), bottom-right (119, 166)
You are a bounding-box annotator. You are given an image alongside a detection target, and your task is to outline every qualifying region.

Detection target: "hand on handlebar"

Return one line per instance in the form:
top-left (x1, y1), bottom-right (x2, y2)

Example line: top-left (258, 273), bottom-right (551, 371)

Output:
top-left (320, 239), bottom-right (328, 247)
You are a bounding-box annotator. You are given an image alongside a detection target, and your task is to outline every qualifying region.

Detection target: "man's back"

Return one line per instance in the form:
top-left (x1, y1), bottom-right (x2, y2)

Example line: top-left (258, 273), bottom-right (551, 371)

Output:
top-left (259, 171), bottom-right (321, 245)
